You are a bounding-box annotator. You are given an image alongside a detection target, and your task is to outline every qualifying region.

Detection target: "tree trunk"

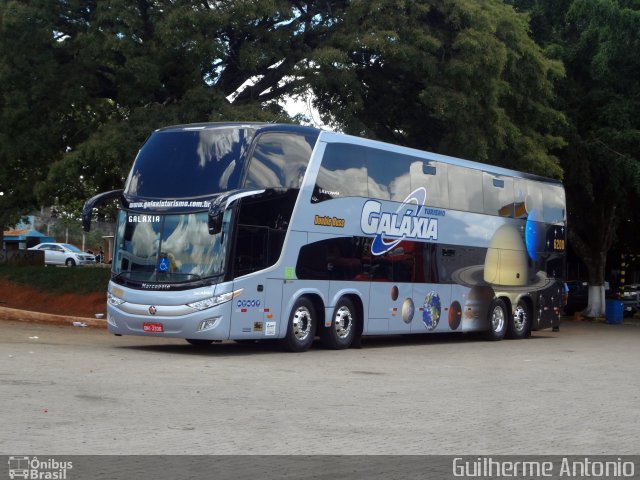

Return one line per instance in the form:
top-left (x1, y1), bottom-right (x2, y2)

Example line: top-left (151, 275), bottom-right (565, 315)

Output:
top-left (568, 227), bottom-right (610, 319)
top-left (584, 285), bottom-right (606, 318)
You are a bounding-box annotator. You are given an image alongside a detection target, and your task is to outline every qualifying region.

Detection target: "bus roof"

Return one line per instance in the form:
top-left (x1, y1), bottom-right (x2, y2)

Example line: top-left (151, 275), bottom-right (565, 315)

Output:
top-left (318, 130), bottom-right (563, 186)
top-left (154, 123), bottom-right (562, 186)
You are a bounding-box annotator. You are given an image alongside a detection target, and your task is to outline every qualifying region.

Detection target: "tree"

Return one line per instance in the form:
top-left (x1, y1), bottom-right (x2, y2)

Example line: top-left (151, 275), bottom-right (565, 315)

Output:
top-left (0, 0), bottom-right (348, 229)
top-left (307, 0), bottom-right (566, 177)
top-left (511, 0), bottom-right (640, 316)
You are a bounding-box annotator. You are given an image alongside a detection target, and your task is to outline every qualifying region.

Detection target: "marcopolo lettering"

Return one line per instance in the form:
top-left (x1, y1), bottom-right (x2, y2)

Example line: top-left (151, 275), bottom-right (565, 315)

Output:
top-left (360, 187), bottom-right (439, 255)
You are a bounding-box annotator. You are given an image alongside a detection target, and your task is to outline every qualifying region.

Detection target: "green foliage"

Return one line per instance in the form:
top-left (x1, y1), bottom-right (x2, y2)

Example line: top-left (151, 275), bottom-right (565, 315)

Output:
top-left (0, 0), bottom-right (346, 224)
top-left (0, 265), bottom-right (111, 295)
top-left (512, 0), bottom-right (640, 283)
top-left (308, 0), bottom-right (566, 177)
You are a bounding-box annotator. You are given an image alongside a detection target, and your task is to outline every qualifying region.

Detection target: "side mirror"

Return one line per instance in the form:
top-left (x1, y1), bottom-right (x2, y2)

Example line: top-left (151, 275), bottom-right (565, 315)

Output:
top-left (207, 193), bottom-right (228, 235)
top-left (207, 188), bottom-right (266, 235)
top-left (82, 189), bottom-right (124, 232)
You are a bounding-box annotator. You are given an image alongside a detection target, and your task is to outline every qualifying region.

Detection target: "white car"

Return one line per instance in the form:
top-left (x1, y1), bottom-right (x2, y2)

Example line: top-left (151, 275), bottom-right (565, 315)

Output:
top-left (28, 242), bottom-right (96, 267)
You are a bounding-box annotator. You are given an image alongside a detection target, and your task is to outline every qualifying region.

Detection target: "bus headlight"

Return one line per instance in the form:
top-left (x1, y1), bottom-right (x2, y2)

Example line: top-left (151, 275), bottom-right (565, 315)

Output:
top-left (186, 289), bottom-right (243, 311)
top-left (108, 291), bottom-right (125, 306)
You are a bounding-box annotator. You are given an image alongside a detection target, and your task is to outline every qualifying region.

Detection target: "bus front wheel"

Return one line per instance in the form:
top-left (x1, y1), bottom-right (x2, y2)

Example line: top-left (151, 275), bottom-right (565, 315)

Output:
top-left (281, 297), bottom-right (317, 352)
top-left (320, 297), bottom-right (357, 349)
top-left (484, 298), bottom-right (508, 341)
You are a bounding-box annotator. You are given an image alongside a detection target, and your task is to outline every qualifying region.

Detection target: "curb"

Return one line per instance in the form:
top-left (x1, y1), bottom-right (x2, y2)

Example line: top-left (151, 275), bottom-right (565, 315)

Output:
top-left (0, 305), bottom-right (107, 329)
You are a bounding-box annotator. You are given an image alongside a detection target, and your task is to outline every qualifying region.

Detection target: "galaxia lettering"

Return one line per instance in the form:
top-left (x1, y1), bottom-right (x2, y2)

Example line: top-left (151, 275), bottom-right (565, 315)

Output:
top-left (360, 187), bottom-right (440, 255)
top-left (128, 215), bottom-right (160, 223)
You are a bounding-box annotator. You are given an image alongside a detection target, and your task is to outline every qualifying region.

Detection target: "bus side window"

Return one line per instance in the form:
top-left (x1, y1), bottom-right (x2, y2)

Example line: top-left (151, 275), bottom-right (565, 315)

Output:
top-left (410, 160), bottom-right (449, 208)
top-left (366, 148), bottom-right (412, 201)
top-left (312, 143), bottom-right (368, 203)
top-left (448, 165), bottom-right (483, 213)
top-left (542, 184), bottom-right (565, 224)
top-left (245, 132), bottom-right (315, 189)
top-left (483, 173), bottom-right (514, 217)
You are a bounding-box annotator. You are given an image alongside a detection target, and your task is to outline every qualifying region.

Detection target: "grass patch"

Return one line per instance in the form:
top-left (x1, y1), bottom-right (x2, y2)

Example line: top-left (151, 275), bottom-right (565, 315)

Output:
top-left (0, 265), bottom-right (111, 294)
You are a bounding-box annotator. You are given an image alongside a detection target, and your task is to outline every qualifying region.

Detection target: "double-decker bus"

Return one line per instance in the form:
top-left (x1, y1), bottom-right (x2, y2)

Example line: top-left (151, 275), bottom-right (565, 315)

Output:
top-left (83, 122), bottom-right (566, 352)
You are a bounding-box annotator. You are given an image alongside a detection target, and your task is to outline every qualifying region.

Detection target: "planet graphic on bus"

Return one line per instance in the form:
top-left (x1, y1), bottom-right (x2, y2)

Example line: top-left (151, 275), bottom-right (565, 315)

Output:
top-left (448, 300), bottom-right (462, 330)
top-left (391, 285), bottom-right (399, 301)
top-left (451, 224), bottom-right (552, 292)
top-left (401, 297), bottom-right (415, 324)
top-left (463, 286), bottom-right (495, 323)
top-left (422, 291), bottom-right (441, 331)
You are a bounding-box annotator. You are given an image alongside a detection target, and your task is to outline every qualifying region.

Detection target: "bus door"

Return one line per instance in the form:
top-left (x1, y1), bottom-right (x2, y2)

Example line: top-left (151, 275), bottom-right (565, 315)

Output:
top-left (229, 276), bottom-right (266, 339)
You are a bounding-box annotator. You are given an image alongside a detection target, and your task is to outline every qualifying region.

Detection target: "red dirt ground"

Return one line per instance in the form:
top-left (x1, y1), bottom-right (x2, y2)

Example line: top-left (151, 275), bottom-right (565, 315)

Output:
top-left (0, 280), bottom-right (106, 318)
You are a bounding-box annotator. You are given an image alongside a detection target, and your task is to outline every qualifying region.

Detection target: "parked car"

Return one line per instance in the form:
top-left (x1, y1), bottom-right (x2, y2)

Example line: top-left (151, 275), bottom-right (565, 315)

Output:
top-left (619, 284), bottom-right (640, 317)
top-left (28, 243), bottom-right (96, 267)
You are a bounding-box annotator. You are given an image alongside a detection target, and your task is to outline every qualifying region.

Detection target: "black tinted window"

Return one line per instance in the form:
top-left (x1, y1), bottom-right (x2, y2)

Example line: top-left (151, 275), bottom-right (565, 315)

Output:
top-left (367, 148), bottom-right (413, 201)
top-left (245, 132), bottom-right (316, 189)
top-left (125, 128), bottom-right (253, 198)
top-left (313, 143), bottom-right (368, 202)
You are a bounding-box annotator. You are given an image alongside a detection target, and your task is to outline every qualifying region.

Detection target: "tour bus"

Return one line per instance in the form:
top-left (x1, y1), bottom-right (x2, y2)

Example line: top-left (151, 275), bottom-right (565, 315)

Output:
top-left (83, 122), bottom-right (566, 352)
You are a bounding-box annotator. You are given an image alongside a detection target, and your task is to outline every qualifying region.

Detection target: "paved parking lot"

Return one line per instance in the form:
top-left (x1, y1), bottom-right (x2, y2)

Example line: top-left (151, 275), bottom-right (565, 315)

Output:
top-left (0, 319), bottom-right (638, 455)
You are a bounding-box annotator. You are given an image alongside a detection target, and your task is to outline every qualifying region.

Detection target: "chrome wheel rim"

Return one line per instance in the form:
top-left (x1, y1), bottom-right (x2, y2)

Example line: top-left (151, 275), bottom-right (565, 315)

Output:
top-left (292, 306), bottom-right (313, 342)
top-left (334, 306), bottom-right (353, 339)
top-left (513, 305), bottom-right (527, 332)
top-left (491, 305), bottom-right (505, 333)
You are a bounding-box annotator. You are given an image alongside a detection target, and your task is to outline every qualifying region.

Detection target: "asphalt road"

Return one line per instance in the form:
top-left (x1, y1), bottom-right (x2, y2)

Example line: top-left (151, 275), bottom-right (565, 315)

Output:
top-left (1, 319), bottom-right (639, 455)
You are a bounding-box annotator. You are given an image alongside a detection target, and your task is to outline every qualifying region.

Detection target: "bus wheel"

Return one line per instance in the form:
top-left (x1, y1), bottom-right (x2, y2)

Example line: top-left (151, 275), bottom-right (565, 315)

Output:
top-left (508, 299), bottom-right (530, 339)
top-left (484, 298), bottom-right (508, 341)
top-left (186, 339), bottom-right (213, 347)
top-left (321, 297), bottom-right (357, 349)
top-left (281, 297), bottom-right (316, 352)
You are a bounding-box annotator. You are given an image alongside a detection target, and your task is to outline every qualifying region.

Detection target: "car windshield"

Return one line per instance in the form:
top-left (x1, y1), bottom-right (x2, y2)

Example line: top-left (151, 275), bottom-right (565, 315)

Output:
top-left (112, 210), bottom-right (231, 284)
top-left (62, 244), bottom-right (82, 253)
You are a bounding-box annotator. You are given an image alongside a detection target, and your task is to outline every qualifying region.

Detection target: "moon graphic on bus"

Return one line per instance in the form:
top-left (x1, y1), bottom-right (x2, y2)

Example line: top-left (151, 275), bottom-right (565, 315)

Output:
top-left (401, 298), bottom-right (415, 324)
top-left (391, 285), bottom-right (399, 301)
top-left (451, 224), bottom-right (552, 292)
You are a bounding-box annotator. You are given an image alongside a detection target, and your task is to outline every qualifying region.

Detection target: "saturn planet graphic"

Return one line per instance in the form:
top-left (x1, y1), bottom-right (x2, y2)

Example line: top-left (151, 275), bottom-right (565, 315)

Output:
top-left (451, 224), bottom-right (552, 292)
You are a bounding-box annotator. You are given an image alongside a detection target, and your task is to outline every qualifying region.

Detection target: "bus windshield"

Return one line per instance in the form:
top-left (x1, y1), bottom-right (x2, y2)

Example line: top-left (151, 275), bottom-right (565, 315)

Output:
top-left (124, 127), bottom-right (253, 199)
top-left (112, 209), bottom-right (231, 284)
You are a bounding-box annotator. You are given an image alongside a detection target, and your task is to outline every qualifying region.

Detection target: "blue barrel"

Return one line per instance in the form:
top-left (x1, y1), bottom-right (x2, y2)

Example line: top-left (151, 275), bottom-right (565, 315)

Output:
top-left (605, 300), bottom-right (624, 324)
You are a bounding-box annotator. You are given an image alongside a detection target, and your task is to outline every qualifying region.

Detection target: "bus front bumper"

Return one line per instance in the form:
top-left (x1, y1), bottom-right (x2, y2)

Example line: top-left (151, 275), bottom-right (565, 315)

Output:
top-left (106, 302), bottom-right (231, 340)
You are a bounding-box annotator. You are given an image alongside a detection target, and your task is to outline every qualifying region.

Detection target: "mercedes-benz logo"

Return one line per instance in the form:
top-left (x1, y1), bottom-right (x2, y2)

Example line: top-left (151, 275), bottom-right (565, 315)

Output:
top-left (148, 306), bottom-right (157, 315)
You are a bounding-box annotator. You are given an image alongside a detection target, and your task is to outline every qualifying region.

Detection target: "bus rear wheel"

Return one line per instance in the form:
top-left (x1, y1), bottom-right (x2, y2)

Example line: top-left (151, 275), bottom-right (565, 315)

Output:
top-left (280, 297), bottom-right (316, 352)
top-left (320, 297), bottom-right (357, 349)
top-left (508, 299), bottom-right (530, 339)
top-left (484, 298), bottom-right (508, 341)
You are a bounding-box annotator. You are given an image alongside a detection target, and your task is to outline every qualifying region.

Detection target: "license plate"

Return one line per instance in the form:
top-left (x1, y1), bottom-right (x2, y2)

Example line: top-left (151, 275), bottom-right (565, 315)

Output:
top-left (143, 322), bottom-right (164, 333)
